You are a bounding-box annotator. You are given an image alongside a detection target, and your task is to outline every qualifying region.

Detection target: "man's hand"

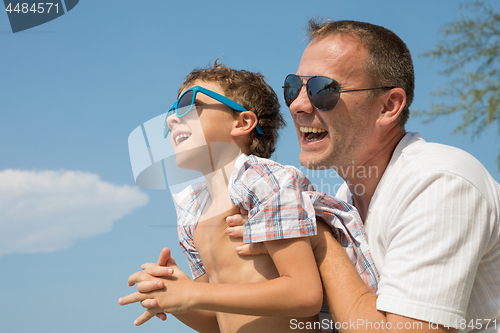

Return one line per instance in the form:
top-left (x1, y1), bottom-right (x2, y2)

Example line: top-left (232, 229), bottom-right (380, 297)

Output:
top-left (225, 208), bottom-right (268, 256)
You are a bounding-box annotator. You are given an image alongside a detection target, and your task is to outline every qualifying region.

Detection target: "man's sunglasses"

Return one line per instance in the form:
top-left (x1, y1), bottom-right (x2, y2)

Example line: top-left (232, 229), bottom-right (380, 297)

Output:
top-left (283, 74), bottom-right (395, 112)
top-left (163, 86), bottom-right (264, 138)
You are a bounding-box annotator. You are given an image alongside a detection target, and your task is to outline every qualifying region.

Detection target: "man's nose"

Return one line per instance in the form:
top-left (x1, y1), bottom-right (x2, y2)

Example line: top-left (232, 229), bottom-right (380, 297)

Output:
top-left (288, 85), bottom-right (314, 115)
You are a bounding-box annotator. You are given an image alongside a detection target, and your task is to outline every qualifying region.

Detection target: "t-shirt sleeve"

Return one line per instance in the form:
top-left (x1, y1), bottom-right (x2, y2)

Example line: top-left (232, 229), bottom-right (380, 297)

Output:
top-left (228, 156), bottom-right (317, 243)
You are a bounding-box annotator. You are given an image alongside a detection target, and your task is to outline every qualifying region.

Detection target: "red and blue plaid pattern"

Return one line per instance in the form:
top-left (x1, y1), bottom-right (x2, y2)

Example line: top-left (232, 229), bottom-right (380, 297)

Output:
top-left (174, 181), bottom-right (210, 279)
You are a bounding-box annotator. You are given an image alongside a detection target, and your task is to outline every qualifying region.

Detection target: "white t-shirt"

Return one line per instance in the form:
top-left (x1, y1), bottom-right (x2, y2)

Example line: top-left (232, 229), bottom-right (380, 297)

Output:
top-left (337, 132), bottom-right (500, 332)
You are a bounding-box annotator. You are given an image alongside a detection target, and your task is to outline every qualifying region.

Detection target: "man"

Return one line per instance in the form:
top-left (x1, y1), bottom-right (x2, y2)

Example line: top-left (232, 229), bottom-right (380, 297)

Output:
top-left (257, 19), bottom-right (499, 332)
top-left (130, 20), bottom-right (500, 332)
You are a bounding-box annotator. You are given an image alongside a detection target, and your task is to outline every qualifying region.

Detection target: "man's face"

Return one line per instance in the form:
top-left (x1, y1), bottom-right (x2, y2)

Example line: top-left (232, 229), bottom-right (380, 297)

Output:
top-left (289, 35), bottom-right (382, 171)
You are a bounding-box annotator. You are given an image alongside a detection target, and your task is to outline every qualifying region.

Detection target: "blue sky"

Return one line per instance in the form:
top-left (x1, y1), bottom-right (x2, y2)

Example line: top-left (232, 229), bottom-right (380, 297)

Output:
top-left (1, 1), bottom-right (499, 332)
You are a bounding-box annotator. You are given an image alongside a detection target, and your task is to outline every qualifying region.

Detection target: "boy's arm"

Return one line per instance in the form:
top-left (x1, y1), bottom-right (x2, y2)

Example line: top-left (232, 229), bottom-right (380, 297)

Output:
top-left (129, 237), bottom-right (323, 317)
top-left (171, 275), bottom-right (220, 333)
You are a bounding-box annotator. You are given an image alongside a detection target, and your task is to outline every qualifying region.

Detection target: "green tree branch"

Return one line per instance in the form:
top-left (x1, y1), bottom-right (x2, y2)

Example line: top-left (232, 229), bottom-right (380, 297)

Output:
top-left (418, 1), bottom-right (500, 171)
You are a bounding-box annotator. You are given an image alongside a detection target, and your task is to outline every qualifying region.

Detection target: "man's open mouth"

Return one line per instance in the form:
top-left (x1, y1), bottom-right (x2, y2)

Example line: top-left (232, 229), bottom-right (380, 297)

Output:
top-left (300, 127), bottom-right (327, 142)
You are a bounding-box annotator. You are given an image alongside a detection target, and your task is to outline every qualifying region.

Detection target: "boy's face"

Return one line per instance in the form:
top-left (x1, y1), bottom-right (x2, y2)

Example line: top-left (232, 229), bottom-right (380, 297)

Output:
top-left (167, 81), bottom-right (239, 173)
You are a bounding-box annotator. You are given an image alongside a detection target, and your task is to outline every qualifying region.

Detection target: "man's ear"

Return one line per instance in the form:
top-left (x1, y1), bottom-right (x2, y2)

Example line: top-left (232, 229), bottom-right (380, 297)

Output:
top-left (378, 88), bottom-right (406, 126)
top-left (231, 111), bottom-right (259, 137)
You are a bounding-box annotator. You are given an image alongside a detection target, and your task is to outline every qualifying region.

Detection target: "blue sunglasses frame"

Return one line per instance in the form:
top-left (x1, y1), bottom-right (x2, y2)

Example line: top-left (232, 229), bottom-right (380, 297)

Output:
top-left (163, 86), bottom-right (264, 138)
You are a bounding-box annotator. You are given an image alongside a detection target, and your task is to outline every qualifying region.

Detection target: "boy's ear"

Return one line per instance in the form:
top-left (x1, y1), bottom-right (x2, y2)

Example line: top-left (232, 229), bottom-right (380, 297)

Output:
top-left (231, 111), bottom-right (259, 137)
top-left (378, 88), bottom-right (406, 126)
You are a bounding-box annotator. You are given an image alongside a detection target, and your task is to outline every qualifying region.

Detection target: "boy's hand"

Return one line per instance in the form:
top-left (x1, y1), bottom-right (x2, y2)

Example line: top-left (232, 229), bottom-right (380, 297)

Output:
top-left (226, 208), bottom-right (268, 256)
top-left (118, 247), bottom-right (177, 325)
top-left (126, 257), bottom-right (195, 316)
top-left (134, 247), bottom-right (175, 289)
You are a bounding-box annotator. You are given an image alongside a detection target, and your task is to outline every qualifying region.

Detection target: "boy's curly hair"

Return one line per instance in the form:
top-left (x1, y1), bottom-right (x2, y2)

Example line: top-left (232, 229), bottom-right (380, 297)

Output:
top-left (178, 61), bottom-right (285, 159)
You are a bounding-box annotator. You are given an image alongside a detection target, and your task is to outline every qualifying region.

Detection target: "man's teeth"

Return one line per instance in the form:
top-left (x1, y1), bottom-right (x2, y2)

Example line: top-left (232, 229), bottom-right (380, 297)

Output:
top-left (300, 127), bottom-right (326, 133)
top-left (175, 133), bottom-right (191, 145)
top-left (300, 127), bottom-right (326, 142)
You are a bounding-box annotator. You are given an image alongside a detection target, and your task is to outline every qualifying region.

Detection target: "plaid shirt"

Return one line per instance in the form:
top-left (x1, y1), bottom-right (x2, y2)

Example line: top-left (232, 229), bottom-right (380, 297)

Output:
top-left (174, 181), bottom-right (210, 280)
top-left (174, 154), bottom-right (379, 331)
top-left (230, 155), bottom-right (378, 291)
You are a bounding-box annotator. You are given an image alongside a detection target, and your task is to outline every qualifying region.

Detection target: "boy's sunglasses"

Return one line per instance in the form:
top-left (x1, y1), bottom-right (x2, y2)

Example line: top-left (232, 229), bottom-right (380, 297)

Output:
top-left (283, 74), bottom-right (395, 112)
top-left (163, 85), bottom-right (264, 138)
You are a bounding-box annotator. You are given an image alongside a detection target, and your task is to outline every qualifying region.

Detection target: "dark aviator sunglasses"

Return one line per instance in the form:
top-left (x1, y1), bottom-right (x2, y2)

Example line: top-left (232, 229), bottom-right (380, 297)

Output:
top-left (283, 74), bottom-right (395, 112)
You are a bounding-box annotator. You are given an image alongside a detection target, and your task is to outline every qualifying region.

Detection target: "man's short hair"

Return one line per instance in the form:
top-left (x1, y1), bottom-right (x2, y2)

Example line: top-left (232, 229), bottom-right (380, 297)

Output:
top-left (307, 19), bottom-right (415, 127)
top-left (179, 61), bottom-right (285, 158)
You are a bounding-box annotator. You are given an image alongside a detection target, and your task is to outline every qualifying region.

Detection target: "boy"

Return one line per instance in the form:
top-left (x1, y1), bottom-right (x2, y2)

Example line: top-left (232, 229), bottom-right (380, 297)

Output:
top-left (120, 63), bottom-right (377, 333)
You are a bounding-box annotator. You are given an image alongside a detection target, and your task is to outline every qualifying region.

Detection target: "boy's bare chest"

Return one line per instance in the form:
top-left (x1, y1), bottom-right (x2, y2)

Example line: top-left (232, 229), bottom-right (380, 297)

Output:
top-left (193, 205), bottom-right (242, 283)
top-left (193, 204), bottom-right (278, 284)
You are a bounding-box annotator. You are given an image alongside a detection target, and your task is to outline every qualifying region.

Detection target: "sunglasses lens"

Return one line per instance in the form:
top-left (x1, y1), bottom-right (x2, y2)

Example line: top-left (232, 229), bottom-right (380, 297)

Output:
top-left (166, 107), bottom-right (175, 119)
top-left (283, 75), bottom-right (303, 107)
top-left (177, 90), bottom-right (195, 117)
top-left (164, 89), bottom-right (195, 138)
top-left (307, 77), bottom-right (340, 112)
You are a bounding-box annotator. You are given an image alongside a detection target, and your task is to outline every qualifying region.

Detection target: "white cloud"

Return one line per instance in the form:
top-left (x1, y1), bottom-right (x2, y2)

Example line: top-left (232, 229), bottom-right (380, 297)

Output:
top-left (0, 169), bottom-right (149, 257)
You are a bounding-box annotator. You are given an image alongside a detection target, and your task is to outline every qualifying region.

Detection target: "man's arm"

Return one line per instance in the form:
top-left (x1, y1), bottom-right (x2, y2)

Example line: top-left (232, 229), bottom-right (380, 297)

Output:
top-left (227, 214), bottom-right (458, 333)
top-left (312, 221), bottom-right (457, 333)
